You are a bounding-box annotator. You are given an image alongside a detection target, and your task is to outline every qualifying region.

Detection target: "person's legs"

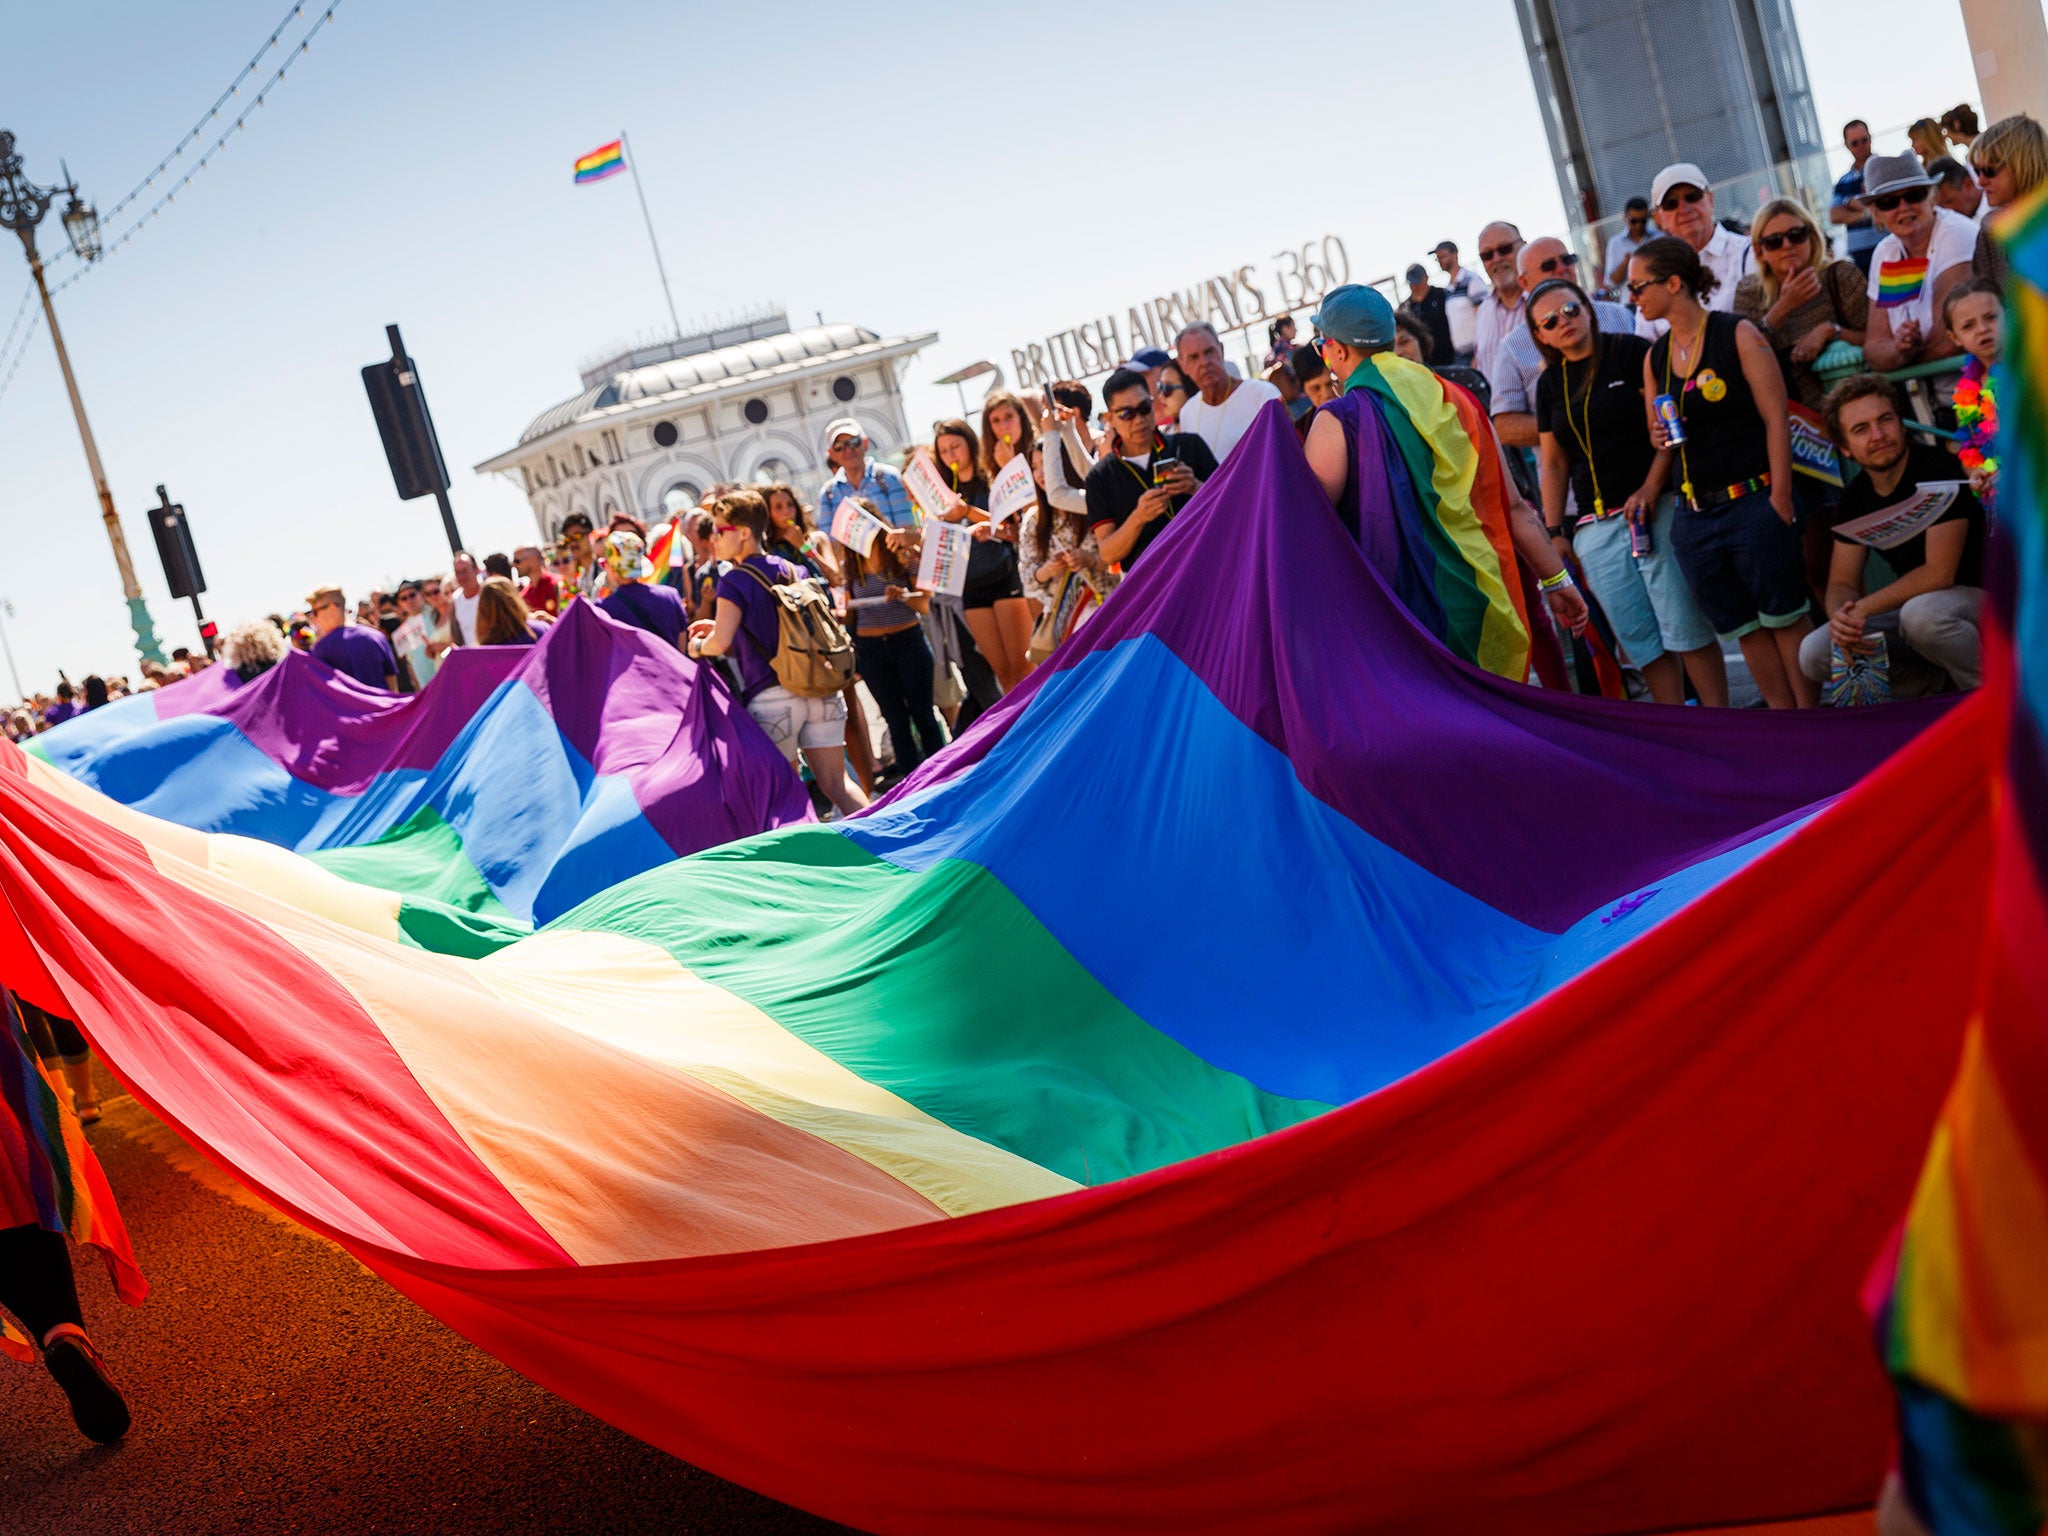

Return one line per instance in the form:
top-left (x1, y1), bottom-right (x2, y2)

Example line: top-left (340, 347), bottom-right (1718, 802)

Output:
top-left (1797, 623), bottom-right (1834, 684)
top-left (44, 1012), bottom-right (96, 1122)
top-left (0, 1224), bottom-right (83, 1341)
top-left (1767, 617), bottom-right (1821, 707)
top-left (989, 597), bottom-right (1035, 691)
top-left (960, 606), bottom-right (1013, 697)
top-left (1637, 651), bottom-right (1685, 704)
top-left (894, 629), bottom-right (949, 763)
top-left (796, 693), bottom-right (867, 818)
top-left (1898, 586), bottom-right (1984, 689)
top-left (1728, 491), bottom-right (1819, 707)
top-left (1738, 629), bottom-right (1798, 708)
top-left (856, 633), bottom-right (921, 777)
top-left (840, 680), bottom-right (877, 796)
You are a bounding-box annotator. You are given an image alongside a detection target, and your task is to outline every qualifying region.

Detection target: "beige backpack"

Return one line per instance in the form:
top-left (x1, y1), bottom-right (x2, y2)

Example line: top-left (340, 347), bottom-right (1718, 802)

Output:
top-left (732, 563), bottom-right (857, 698)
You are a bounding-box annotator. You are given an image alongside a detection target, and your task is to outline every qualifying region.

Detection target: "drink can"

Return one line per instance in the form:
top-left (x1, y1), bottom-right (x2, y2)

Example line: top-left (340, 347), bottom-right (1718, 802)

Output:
top-left (1628, 507), bottom-right (1653, 559)
top-left (1653, 394), bottom-right (1685, 445)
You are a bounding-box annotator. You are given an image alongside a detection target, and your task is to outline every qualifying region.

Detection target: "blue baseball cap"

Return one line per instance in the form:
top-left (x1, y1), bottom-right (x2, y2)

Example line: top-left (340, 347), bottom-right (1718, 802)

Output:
top-left (1124, 346), bottom-right (1171, 371)
top-left (1310, 285), bottom-right (1396, 349)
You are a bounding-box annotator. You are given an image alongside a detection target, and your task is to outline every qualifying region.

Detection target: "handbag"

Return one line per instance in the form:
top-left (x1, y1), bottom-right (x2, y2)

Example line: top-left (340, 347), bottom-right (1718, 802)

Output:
top-left (1026, 570), bottom-right (1100, 665)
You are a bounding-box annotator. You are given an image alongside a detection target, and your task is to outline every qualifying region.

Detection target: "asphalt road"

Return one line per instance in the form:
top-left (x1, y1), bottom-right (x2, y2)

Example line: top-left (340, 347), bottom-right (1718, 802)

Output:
top-left (0, 1077), bottom-right (860, 1536)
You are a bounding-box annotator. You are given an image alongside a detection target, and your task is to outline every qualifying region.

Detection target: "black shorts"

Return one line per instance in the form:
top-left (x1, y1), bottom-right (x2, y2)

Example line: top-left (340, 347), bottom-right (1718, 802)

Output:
top-left (1670, 489), bottom-right (1810, 639)
top-left (962, 542), bottom-right (1024, 609)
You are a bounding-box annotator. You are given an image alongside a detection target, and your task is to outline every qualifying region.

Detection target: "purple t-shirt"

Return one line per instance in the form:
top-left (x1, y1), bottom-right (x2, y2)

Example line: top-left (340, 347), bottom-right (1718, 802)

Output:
top-left (599, 581), bottom-right (688, 648)
top-left (312, 624), bottom-right (397, 690)
top-left (42, 701), bottom-right (77, 726)
top-left (715, 554), bottom-right (802, 700)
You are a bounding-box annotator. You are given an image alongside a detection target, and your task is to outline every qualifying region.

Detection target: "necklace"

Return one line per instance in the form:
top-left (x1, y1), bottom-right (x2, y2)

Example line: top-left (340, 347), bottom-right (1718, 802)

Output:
top-left (1560, 347), bottom-right (1606, 518)
top-left (1661, 319), bottom-right (1706, 506)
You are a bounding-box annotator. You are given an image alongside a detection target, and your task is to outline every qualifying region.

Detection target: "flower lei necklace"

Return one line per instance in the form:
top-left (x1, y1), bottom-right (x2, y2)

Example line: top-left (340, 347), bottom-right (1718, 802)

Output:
top-left (1954, 356), bottom-right (1998, 485)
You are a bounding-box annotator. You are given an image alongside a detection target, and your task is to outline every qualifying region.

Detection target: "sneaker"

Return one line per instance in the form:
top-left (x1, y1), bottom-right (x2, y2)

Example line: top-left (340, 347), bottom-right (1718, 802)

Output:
top-left (42, 1327), bottom-right (130, 1444)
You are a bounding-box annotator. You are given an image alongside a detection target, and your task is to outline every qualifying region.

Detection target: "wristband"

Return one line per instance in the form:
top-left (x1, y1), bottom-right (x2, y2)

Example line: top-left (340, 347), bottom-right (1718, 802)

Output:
top-left (1537, 568), bottom-right (1574, 593)
top-left (1545, 525), bottom-right (1568, 539)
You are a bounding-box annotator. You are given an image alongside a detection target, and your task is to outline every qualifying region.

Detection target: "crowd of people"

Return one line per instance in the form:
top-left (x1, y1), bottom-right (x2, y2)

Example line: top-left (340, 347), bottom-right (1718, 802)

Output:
top-left (8, 111), bottom-right (2035, 804)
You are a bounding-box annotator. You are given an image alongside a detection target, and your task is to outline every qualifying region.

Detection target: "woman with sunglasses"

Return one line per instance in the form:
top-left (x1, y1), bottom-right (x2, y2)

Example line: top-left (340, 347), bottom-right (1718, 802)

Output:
top-left (1859, 153), bottom-right (1979, 371)
top-left (1632, 236), bottom-right (1818, 709)
top-left (1528, 278), bottom-right (1724, 707)
top-left (1969, 113), bottom-right (2047, 287)
top-left (1732, 199), bottom-right (1868, 409)
top-left (1154, 360), bottom-right (1195, 429)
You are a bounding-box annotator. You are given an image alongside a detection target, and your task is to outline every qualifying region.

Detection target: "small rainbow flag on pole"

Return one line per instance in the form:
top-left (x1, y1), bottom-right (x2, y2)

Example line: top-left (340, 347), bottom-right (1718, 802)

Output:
top-left (1875, 256), bottom-right (1930, 307)
top-left (573, 139), bottom-right (626, 185)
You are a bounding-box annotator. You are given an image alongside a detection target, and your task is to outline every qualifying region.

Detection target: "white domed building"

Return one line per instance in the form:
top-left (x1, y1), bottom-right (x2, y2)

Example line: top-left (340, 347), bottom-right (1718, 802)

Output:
top-left (475, 308), bottom-right (936, 537)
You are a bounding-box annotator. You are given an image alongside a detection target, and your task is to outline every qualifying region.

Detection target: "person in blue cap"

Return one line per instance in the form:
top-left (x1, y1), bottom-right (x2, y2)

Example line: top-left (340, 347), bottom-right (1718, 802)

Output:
top-left (1302, 284), bottom-right (1587, 676)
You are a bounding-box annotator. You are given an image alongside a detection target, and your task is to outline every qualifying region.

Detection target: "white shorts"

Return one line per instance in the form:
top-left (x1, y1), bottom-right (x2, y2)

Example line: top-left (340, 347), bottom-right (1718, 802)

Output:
top-left (745, 684), bottom-right (847, 765)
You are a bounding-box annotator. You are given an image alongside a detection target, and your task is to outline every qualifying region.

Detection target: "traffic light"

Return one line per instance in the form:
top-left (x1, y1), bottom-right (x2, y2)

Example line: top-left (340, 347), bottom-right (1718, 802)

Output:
top-left (362, 324), bottom-right (463, 552)
top-left (149, 487), bottom-right (206, 601)
top-left (198, 619), bottom-right (218, 647)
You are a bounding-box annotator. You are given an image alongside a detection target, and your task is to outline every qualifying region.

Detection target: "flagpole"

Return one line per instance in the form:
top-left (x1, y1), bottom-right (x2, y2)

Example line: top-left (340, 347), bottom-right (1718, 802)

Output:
top-left (619, 130), bottom-right (683, 342)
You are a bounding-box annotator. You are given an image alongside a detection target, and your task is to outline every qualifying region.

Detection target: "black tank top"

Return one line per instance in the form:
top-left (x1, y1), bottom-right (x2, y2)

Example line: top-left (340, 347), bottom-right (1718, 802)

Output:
top-left (1650, 310), bottom-right (1769, 498)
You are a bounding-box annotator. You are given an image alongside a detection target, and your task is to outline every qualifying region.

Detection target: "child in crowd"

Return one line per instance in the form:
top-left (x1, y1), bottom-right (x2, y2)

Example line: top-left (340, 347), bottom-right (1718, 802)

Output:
top-left (1942, 278), bottom-right (2003, 510)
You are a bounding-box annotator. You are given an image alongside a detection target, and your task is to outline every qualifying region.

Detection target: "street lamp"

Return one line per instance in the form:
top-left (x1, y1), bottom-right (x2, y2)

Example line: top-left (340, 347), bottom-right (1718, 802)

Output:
top-left (0, 131), bottom-right (162, 664)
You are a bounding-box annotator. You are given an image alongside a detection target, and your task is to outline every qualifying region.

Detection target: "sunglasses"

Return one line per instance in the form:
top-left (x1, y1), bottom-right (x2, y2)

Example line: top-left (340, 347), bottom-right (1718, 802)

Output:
top-left (1531, 252), bottom-right (1579, 276)
top-left (1973, 159), bottom-right (2002, 179)
top-left (1533, 300), bottom-right (1584, 333)
top-left (1626, 276), bottom-right (1669, 299)
top-left (831, 438), bottom-right (860, 452)
top-left (713, 523), bottom-right (743, 535)
top-left (1870, 186), bottom-right (1930, 213)
top-left (1110, 402), bottom-right (1155, 422)
top-left (1158, 381), bottom-right (1189, 396)
top-left (1658, 188), bottom-right (1706, 212)
top-left (1758, 226), bottom-right (1812, 252)
top-left (1479, 242), bottom-right (1519, 263)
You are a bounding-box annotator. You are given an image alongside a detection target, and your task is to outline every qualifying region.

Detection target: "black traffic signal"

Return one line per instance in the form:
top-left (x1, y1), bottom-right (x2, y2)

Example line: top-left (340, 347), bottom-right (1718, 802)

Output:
top-left (149, 486), bottom-right (206, 601)
top-left (361, 324), bottom-right (463, 553)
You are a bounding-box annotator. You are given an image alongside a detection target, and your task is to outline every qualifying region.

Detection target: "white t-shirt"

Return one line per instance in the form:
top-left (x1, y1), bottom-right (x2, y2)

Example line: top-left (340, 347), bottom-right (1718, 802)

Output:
top-left (1442, 268), bottom-right (1487, 353)
top-left (453, 587), bottom-right (482, 646)
top-left (1699, 223), bottom-right (1753, 313)
top-left (1866, 207), bottom-right (1978, 339)
top-left (1175, 379), bottom-right (1283, 462)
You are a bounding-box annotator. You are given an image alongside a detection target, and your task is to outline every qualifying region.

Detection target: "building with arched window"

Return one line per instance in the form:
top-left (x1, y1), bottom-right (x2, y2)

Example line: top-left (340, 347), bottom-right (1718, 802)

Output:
top-left (474, 308), bottom-right (935, 538)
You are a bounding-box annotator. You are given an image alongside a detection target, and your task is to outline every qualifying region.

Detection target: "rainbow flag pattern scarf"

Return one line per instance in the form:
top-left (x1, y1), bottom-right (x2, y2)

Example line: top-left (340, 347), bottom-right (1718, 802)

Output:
top-left (1334, 354), bottom-right (1532, 680)
top-left (1868, 192), bottom-right (2048, 1536)
top-left (1877, 255), bottom-right (1932, 308)
top-left (573, 139), bottom-right (625, 185)
top-left (0, 399), bottom-right (1992, 1534)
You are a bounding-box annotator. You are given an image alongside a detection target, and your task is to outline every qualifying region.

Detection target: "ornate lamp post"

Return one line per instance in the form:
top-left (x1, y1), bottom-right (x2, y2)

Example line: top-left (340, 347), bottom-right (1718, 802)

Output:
top-left (0, 131), bottom-right (162, 663)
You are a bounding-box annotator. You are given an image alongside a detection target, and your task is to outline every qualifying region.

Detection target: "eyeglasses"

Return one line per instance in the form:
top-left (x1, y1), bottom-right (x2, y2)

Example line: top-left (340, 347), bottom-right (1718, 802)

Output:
top-left (1870, 186), bottom-right (1930, 212)
top-left (714, 524), bottom-right (742, 535)
top-left (1758, 225), bottom-right (1813, 252)
top-left (1973, 159), bottom-right (2003, 179)
top-left (1158, 380), bottom-right (1189, 396)
top-left (1110, 402), bottom-right (1155, 422)
top-left (1479, 241), bottom-right (1519, 263)
top-left (1533, 300), bottom-right (1584, 333)
top-left (1658, 188), bottom-right (1706, 212)
top-left (831, 437), bottom-right (860, 452)
top-left (1530, 251), bottom-right (1579, 275)
top-left (1626, 276), bottom-right (1669, 299)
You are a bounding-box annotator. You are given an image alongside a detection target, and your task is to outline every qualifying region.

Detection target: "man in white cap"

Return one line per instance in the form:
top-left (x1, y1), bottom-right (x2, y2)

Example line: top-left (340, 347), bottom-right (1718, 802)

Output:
top-left (1649, 163), bottom-right (1752, 312)
top-left (817, 418), bottom-right (916, 532)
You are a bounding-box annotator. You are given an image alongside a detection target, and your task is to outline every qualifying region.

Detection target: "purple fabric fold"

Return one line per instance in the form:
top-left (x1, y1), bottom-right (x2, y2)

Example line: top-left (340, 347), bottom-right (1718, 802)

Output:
top-left (877, 400), bottom-right (1946, 931)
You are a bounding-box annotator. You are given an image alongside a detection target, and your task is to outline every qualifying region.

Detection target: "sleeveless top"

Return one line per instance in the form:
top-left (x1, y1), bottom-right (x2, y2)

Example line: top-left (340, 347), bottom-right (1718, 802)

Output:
top-left (1648, 310), bottom-right (1770, 499)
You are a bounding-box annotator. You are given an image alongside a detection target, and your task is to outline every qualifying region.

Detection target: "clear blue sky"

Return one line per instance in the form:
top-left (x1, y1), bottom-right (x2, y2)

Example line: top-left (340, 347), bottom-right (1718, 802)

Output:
top-left (0, 0), bottom-right (1994, 694)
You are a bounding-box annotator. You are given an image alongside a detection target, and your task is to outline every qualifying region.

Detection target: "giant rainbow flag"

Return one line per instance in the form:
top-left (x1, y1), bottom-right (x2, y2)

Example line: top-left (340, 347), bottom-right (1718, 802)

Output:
top-left (0, 401), bottom-right (1999, 1533)
top-left (25, 601), bottom-right (811, 954)
top-left (1867, 196), bottom-right (2048, 1535)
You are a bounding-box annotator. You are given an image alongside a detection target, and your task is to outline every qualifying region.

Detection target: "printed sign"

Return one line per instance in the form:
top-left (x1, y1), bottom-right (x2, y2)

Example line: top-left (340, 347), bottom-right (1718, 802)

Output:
top-left (901, 449), bottom-right (963, 523)
top-left (915, 519), bottom-right (974, 598)
top-left (1787, 404), bottom-right (1844, 488)
top-left (829, 500), bottom-right (891, 558)
top-left (1834, 482), bottom-right (1963, 551)
top-left (986, 452), bottom-right (1037, 526)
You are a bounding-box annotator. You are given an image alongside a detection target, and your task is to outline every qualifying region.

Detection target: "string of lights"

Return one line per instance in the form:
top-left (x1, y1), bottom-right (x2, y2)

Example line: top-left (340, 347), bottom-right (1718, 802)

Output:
top-left (47, 1), bottom-right (343, 295)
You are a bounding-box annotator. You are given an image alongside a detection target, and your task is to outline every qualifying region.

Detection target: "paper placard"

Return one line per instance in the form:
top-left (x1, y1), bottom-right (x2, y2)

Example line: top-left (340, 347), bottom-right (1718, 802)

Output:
top-left (901, 449), bottom-right (963, 522)
top-left (829, 500), bottom-right (891, 558)
top-left (1834, 481), bottom-right (1963, 550)
top-left (986, 452), bottom-right (1037, 526)
top-left (915, 519), bottom-right (974, 598)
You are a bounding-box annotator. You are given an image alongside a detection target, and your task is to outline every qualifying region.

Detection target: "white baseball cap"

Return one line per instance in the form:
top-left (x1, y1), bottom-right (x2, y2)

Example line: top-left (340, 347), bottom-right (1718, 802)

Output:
top-left (824, 417), bottom-right (864, 447)
top-left (1650, 163), bottom-right (1711, 209)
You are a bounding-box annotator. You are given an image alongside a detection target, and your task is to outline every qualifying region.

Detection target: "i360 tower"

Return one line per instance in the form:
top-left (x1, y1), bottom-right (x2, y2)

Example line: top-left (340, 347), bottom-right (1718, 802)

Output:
top-left (1515, 0), bottom-right (1830, 239)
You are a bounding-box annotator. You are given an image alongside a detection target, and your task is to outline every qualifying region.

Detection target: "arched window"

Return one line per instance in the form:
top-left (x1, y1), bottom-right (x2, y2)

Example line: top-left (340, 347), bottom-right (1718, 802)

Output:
top-left (751, 457), bottom-right (792, 485)
top-left (662, 482), bottom-right (703, 517)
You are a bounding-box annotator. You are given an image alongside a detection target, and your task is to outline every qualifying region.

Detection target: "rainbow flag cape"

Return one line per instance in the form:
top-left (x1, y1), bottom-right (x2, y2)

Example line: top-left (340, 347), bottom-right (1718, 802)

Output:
top-left (0, 401), bottom-right (1984, 1533)
top-left (26, 602), bottom-right (810, 954)
top-left (647, 516), bottom-right (678, 583)
top-left (1868, 195), bottom-right (2048, 1535)
top-left (1877, 256), bottom-right (1931, 308)
top-left (1332, 353), bottom-right (1532, 679)
top-left (573, 138), bottom-right (625, 184)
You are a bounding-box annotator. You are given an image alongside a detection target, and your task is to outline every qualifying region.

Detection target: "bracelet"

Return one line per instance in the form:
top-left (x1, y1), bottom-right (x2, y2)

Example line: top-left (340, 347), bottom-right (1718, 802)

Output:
top-left (1537, 567), bottom-right (1574, 593)
top-left (1546, 525), bottom-right (1568, 539)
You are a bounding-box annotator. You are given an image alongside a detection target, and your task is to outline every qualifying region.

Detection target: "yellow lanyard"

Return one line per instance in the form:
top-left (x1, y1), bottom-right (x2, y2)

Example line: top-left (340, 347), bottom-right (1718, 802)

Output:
top-left (1561, 354), bottom-right (1605, 518)
top-left (1661, 328), bottom-right (1697, 505)
top-left (1120, 437), bottom-right (1168, 493)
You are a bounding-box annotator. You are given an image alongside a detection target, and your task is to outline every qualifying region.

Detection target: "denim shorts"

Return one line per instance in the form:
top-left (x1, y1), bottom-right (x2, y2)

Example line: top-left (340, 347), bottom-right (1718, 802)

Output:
top-left (1572, 495), bottom-right (1716, 664)
top-left (745, 684), bottom-right (847, 765)
top-left (1668, 489), bottom-right (1810, 640)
